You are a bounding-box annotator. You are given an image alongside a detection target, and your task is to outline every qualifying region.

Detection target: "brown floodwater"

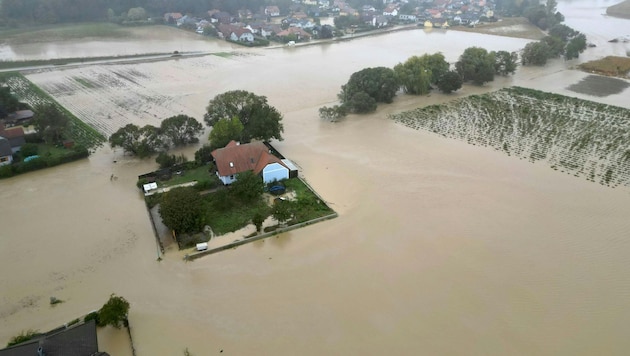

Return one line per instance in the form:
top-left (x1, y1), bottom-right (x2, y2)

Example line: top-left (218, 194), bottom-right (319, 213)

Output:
top-left (2, 1), bottom-right (630, 355)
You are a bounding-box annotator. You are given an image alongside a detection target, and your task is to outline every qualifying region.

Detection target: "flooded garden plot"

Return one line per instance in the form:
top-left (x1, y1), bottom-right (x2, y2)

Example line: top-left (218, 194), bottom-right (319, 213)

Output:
top-left (0, 72), bottom-right (104, 148)
top-left (390, 86), bottom-right (630, 188)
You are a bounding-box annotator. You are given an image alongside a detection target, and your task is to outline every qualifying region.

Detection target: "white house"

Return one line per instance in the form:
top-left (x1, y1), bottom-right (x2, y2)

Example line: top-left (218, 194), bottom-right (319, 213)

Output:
top-left (230, 28), bottom-right (254, 42)
top-left (211, 141), bottom-right (295, 185)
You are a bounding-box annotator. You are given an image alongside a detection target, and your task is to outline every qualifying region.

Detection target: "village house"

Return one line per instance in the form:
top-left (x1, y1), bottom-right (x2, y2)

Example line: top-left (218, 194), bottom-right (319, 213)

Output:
top-left (0, 137), bottom-right (12, 166)
top-left (276, 27), bottom-right (312, 41)
top-left (163, 12), bottom-right (183, 23)
top-left (0, 123), bottom-right (25, 153)
top-left (211, 141), bottom-right (297, 185)
top-left (265, 6), bottom-right (281, 17)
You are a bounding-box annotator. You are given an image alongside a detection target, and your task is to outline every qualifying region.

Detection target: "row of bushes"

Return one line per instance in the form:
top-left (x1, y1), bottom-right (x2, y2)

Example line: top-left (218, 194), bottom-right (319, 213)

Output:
top-left (0, 146), bottom-right (89, 179)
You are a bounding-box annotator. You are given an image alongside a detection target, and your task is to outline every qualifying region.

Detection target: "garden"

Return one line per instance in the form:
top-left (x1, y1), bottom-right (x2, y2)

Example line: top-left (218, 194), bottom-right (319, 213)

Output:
top-left (390, 86), bottom-right (630, 188)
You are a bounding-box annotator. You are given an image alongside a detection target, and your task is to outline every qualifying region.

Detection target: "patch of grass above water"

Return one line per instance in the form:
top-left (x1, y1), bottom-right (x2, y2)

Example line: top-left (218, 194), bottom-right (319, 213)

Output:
top-left (0, 22), bottom-right (129, 44)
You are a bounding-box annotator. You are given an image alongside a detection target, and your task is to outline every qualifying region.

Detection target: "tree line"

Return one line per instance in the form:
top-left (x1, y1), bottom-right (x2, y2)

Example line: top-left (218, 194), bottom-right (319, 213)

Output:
top-left (319, 47), bottom-right (518, 120)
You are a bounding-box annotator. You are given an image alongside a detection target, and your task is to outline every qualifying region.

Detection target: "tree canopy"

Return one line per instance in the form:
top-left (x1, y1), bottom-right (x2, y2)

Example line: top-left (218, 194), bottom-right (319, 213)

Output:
top-left (437, 71), bottom-right (463, 94)
top-left (492, 51), bottom-right (519, 76)
top-left (0, 87), bottom-right (19, 113)
top-left (338, 67), bottom-right (398, 113)
top-left (204, 90), bottom-right (283, 143)
top-left (98, 294), bottom-right (130, 329)
top-left (394, 56), bottom-right (433, 95)
top-left (159, 187), bottom-right (206, 234)
top-left (160, 115), bottom-right (203, 147)
top-left (208, 117), bottom-right (244, 150)
top-left (230, 170), bottom-right (263, 203)
top-left (109, 124), bottom-right (166, 158)
top-left (33, 103), bottom-right (69, 144)
top-left (455, 47), bottom-right (495, 85)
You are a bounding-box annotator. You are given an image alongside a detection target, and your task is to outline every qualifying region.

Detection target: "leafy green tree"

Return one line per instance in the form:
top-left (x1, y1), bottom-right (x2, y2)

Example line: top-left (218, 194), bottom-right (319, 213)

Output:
top-left (33, 103), bottom-right (69, 144)
top-left (160, 115), bottom-right (203, 146)
top-left (271, 200), bottom-right (293, 225)
top-left (394, 57), bottom-right (432, 95)
top-left (492, 50), bottom-right (519, 76)
top-left (541, 35), bottom-right (565, 57)
top-left (420, 53), bottom-right (450, 85)
top-left (521, 41), bottom-right (552, 65)
top-left (437, 71), bottom-right (463, 94)
top-left (0, 86), bottom-right (19, 113)
top-left (565, 33), bottom-right (587, 60)
top-left (252, 211), bottom-right (267, 232)
top-left (455, 47), bottom-right (495, 85)
top-left (159, 187), bottom-right (205, 234)
top-left (204, 90), bottom-right (283, 143)
top-left (156, 152), bottom-right (187, 168)
top-left (126, 7), bottom-right (146, 21)
top-left (347, 92), bottom-right (377, 113)
top-left (98, 294), bottom-right (130, 329)
top-left (230, 170), bottom-right (263, 203)
top-left (319, 24), bottom-right (334, 39)
top-left (209, 116), bottom-right (244, 150)
top-left (549, 24), bottom-right (578, 42)
top-left (19, 143), bottom-right (38, 157)
top-left (339, 67), bottom-right (398, 110)
top-left (318, 105), bottom-right (347, 121)
top-left (109, 124), bottom-right (165, 158)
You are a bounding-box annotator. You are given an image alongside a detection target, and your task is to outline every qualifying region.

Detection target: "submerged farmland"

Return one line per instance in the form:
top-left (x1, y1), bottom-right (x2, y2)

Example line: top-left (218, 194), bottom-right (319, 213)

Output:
top-left (390, 87), bottom-right (630, 188)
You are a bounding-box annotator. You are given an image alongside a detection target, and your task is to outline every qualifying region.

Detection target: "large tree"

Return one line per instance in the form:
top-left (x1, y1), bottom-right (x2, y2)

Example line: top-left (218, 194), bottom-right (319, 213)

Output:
top-left (33, 103), bottom-right (69, 144)
top-left (492, 50), bottom-right (519, 76)
top-left (565, 33), bottom-right (587, 60)
top-left (204, 90), bottom-right (283, 143)
top-left (159, 187), bottom-right (206, 234)
top-left (98, 294), bottom-right (130, 329)
top-left (0, 87), bottom-right (19, 113)
top-left (339, 67), bottom-right (398, 111)
top-left (455, 47), bottom-right (496, 85)
top-left (109, 124), bottom-right (165, 158)
top-left (394, 56), bottom-right (432, 95)
top-left (160, 114), bottom-right (204, 147)
top-left (521, 41), bottom-right (552, 66)
top-left (437, 71), bottom-right (463, 94)
top-left (208, 117), bottom-right (244, 150)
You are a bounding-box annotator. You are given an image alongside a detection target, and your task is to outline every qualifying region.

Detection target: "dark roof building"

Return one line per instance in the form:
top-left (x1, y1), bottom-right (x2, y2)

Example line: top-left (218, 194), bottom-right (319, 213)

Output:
top-left (0, 320), bottom-right (108, 356)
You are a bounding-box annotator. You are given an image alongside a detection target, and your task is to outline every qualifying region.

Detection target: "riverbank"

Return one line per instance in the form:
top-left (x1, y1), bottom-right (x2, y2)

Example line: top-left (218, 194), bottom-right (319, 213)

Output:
top-left (607, 0), bottom-right (630, 19)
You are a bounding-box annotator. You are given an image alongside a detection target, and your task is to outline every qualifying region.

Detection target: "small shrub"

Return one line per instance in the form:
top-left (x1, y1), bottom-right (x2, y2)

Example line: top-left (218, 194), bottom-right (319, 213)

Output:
top-left (84, 311), bottom-right (99, 324)
top-left (7, 329), bottom-right (39, 347)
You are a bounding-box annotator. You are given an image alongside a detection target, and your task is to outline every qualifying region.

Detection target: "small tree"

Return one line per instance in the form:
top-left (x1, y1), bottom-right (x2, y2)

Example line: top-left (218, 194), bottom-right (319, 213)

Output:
top-left (565, 33), bottom-right (587, 60)
top-left (522, 41), bottom-right (552, 66)
top-left (230, 170), bottom-right (263, 203)
top-left (194, 145), bottom-right (214, 165)
top-left (492, 51), bottom-right (519, 76)
top-left (98, 294), bottom-right (130, 329)
top-left (160, 115), bottom-right (204, 146)
top-left (318, 105), bottom-right (347, 121)
top-left (455, 47), bottom-right (495, 85)
top-left (271, 200), bottom-right (293, 225)
top-left (252, 211), bottom-right (266, 232)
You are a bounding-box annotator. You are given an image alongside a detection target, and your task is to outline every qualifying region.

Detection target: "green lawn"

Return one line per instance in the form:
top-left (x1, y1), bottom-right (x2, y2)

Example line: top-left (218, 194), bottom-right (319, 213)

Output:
top-left (158, 165), bottom-right (220, 188)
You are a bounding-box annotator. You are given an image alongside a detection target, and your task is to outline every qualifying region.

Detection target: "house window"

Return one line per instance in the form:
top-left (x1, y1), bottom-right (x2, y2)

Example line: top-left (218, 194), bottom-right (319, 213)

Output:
top-left (230, 175), bottom-right (234, 179)
top-left (0, 157), bottom-right (7, 162)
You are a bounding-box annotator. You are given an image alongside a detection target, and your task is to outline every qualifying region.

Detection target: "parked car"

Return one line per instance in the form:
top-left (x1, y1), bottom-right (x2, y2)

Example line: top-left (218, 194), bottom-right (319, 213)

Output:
top-left (268, 185), bottom-right (286, 195)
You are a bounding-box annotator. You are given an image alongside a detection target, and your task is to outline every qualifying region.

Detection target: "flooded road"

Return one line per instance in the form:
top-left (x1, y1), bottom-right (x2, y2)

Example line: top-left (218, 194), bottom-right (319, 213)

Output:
top-left (2, 1), bottom-right (630, 355)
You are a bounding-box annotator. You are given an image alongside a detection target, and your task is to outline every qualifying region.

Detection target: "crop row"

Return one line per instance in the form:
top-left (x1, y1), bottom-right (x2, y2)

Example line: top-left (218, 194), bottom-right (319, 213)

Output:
top-left (0, 72), bottom-right (105, 149)
top-left (389, 86), bottom-right (630, 188)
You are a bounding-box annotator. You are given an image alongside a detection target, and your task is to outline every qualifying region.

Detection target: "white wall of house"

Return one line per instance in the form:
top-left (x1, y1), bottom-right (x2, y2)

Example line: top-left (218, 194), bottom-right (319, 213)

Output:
top-left (262, 163), bottom-right (289, 183)
top-left (217, 172), bottom-right (237, 185)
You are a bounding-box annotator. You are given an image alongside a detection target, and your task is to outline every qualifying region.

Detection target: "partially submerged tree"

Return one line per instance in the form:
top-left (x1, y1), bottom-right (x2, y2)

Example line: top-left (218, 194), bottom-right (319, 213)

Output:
top-left (521, 41), bottom-right (552, 66)
top-left (492, 50), bottom-right (519, 76)
top-left (437, 71), bottom-right (463, 94)
top-left (204, 90), bottom-right (283, 143)
top-left (394, 56), bottom-right (433, 95)
top-left (109, 124), bottom-right (166, 158)
top-left (455, 47), bottom-right (495, 85)
top-left (33, 103), bottom-right (69, 144)
top-left (318, 105), bottom-right (347, 121)
top-left (159, 187), bottom-right (206, 234)
top-left (339, 67), bottom-right (398, 113)
top-left (160, 115), bottom-right (203, 146)
top-left (98, 294), bottom-right (130, 329)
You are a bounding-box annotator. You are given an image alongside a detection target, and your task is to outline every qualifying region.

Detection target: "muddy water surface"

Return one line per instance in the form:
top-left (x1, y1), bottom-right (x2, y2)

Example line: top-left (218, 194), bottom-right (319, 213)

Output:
top-left (2, 2), bottom-right (630, 355)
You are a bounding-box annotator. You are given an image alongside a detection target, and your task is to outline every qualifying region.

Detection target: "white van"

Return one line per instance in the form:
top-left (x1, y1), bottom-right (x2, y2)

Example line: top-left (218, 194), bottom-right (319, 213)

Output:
top-left (196, 242), bottom-right (208, 251)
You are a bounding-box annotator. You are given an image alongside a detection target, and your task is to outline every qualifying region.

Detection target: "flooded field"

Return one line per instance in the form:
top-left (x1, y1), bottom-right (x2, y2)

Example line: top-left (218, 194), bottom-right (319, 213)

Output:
top-left (2, 1), bottom-right (630, 354)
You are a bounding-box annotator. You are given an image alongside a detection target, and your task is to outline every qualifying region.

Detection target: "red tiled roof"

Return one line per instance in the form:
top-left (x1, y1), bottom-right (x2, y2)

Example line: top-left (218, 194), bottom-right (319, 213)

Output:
top-left (212, 141), bottom-right (287, 177)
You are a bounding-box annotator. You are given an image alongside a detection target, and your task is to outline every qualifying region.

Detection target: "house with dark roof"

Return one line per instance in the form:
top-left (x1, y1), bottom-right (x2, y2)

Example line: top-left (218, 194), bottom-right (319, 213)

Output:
top-left (0, 124), bottom-right (25, 153)
top-left (3, 110), bottom-right (33, 127)
top-left (211, 141), bottom-right (296, 185)
top-left (0, 319), bottom-right (108, 356)
top-left (0, 137), bottom-right (12, 166)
